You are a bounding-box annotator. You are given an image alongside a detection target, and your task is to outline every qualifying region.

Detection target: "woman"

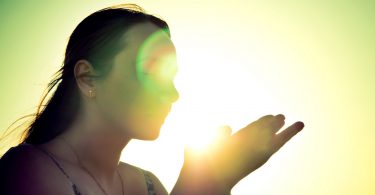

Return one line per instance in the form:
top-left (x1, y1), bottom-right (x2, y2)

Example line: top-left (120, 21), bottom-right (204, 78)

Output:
top-left (0, 4), bottom-right (305, 195)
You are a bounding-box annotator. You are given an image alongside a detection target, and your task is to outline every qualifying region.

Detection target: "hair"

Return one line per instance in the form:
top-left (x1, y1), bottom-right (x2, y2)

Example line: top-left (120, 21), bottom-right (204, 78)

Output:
top-left (2, 4), bottom-right (170, 147)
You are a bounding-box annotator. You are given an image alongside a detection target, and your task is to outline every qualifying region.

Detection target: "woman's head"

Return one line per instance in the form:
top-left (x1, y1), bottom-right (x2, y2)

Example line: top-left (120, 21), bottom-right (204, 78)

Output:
top-left (23, 4), bottom-right (179, 144)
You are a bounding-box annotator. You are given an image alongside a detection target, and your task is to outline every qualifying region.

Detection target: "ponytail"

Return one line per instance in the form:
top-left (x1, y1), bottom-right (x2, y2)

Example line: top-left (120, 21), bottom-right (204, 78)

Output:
top-left (22, 69), bottom-right (80, 145)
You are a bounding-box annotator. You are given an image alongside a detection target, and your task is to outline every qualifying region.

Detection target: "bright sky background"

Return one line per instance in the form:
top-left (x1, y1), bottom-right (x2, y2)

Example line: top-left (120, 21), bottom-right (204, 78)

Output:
top-left (1, 1), bottom-right (374, 194)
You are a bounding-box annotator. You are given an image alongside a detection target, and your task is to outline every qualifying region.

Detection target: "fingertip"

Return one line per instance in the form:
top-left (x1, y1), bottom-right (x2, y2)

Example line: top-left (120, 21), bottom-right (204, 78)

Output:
top-left (275, 114), bottom-right (285, 120)
top-left (295, 121), bottom-right (305, 129)
top-left (219, 125), bottom-right (232, 130)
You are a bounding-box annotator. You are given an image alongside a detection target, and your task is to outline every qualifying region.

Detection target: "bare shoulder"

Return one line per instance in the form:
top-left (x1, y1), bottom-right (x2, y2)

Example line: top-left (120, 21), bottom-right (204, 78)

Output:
top-left (118, 161), bottom-right (168, 195)
top-left (0, 144), bottom-right (75, 195)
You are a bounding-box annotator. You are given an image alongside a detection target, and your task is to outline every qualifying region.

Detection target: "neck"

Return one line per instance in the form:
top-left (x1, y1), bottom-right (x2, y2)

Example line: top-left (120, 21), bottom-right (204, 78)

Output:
top-left (57, 110), bottom-right (131, 182)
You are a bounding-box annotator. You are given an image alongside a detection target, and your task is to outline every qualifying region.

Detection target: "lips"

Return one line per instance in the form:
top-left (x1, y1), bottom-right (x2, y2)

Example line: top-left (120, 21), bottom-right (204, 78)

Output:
top-left (146, 104), bottom-right (171, 121)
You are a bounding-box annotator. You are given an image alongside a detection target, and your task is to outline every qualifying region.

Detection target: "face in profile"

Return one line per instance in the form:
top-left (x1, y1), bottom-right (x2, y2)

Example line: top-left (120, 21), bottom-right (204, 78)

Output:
top-left (94, 22), bottom-right (179, 140)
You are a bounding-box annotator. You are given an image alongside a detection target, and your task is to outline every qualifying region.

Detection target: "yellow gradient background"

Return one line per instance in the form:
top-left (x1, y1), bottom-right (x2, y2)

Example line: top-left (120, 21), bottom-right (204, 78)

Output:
top-left (1, 1), bottom-right (374, 194)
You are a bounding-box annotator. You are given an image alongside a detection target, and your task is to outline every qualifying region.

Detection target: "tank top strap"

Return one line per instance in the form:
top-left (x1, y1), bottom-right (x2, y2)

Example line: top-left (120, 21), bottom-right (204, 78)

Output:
top-left (134, 166), bottom-right (156, 195)
top-left (142, 170), bottom-right (156, 195)
top-left (26, 143), bottom-right (82, 195)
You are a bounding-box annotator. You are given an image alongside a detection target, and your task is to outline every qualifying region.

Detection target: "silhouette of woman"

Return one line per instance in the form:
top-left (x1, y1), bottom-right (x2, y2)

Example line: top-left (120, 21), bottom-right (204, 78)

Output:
top-left (0, 4), bottom-right (304, 195)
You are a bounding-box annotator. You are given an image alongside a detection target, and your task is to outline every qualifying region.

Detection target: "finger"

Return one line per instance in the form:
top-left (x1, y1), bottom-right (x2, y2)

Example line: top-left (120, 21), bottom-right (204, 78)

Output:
top-left (233, 114), bottom-right (276, 141)
top-left (256, 114), bottom-right (285, 135)
top-left (233, 114), bottom-right (275, 141)
top-left (258, 114), bottom-right (274, 121)
top-left (216, 125), bottom-right (232, 139)
top-left (243, 114), bottom-right (274, 130)
top-left (270, 114), bottom-right (286, 134)
top-left (272, 121), bottom-right (304, 153)
top-left (211, 125), bottom-right (232, 147)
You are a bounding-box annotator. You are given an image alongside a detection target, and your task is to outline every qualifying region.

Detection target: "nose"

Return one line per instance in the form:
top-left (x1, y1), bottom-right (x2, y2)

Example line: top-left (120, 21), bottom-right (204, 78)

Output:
top-left (161, 83), bottom-right (179, 104)
top-left (170, 84), bottom-right (179, 103)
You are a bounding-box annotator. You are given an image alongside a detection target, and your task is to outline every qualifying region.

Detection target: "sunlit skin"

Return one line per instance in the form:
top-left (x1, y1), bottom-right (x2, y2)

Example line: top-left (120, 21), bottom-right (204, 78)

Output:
top-left (173, 115), bottom-right (304, 194)
top-left (35, 22), bottom-right (178, 195)
top-left (1, 21), bottom-right (304, 195)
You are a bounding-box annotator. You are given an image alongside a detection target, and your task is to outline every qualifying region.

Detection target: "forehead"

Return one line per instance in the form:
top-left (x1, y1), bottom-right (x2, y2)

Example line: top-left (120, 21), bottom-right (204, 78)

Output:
top-left (111, 22), bottom-right (175, 76)
top-left (121, 22), bottom-right (175, 57)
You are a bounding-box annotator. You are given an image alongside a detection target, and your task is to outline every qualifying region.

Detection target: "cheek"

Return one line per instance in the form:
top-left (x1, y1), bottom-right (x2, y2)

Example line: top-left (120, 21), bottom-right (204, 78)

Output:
top-left (123, 89), bottom-right (168, 139)
top-left (96, 78), bottom-right (138, 130)
top-left (96, 79), bottom-right (166, 139)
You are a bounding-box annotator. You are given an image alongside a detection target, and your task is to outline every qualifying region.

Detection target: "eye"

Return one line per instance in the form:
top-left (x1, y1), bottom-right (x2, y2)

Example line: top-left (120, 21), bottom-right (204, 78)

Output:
top-left (138, 56), bottom-right (177, 84)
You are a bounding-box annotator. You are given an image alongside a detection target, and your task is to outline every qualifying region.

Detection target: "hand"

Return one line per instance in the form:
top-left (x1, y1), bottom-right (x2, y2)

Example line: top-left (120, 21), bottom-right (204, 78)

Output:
top-left (180, 114), bottom-right (305, 194)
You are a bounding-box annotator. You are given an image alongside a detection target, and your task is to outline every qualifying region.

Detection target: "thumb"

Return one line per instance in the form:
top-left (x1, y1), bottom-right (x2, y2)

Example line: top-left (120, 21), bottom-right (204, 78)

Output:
top-left (213, 125), bottom-right (232, 143)
top-left (210, 125), bottom-right (232, 150)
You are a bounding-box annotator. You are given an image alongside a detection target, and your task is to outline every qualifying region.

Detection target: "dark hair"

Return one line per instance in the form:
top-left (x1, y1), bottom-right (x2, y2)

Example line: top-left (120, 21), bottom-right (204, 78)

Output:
top-left (11, 4), bottom-right (170, 145)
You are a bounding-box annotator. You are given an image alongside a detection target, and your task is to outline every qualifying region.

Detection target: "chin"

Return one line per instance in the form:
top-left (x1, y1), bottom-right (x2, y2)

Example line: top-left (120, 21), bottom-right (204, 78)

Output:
top-left (145, 133), bottom-right (160, 141)
top-left (127, 115), bottom-right (166, 140)
top-left (137, 129), bottom-right (161, 141)
top-left (135, 123), bottom-right (163, 141)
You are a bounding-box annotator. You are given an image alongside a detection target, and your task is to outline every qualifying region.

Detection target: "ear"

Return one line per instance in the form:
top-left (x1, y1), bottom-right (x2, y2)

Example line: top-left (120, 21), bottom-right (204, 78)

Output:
top-left (74, 59), bottom-right (98, 98)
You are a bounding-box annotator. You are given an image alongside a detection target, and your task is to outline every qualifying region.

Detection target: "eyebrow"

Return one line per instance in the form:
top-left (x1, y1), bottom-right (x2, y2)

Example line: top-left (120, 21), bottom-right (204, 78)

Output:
top-left (137, 57), bottom-right (178, 74)
top-left (136, 52), bottom-right (177, 64)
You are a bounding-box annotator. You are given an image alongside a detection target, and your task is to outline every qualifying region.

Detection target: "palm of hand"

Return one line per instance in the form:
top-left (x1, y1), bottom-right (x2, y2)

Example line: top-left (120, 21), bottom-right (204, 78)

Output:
top-left (184, 114), bottom-right (305, 192)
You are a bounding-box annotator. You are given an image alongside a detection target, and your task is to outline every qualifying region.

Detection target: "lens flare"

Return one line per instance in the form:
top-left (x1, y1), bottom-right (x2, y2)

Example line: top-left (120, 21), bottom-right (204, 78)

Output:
top-left (184, 125), bottom-right (232, 157)
top-left (136, 29), bottom-right (178, 94)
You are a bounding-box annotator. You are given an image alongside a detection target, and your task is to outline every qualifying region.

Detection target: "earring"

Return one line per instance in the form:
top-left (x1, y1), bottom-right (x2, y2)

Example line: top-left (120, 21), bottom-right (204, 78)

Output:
top-left (88, 89), bottom-right (96, 98)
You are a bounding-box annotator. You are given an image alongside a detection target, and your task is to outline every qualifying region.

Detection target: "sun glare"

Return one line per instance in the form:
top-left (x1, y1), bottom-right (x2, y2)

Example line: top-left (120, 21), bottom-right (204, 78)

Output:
top-left (2, 1), bottom-right (374, 194)
top-left (183, 125), bottom-right (232, 154)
